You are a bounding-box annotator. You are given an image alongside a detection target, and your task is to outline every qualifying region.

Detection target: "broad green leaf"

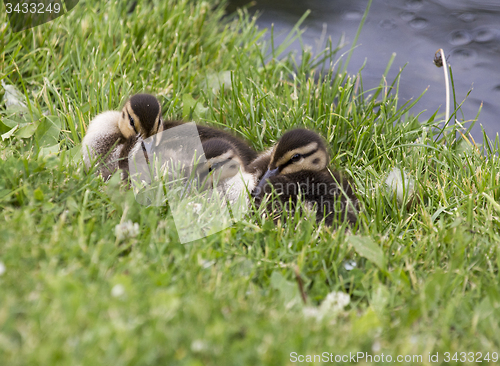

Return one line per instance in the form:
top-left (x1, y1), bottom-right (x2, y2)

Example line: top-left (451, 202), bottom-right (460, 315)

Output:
top-left (36, 115), bottom-right (61, 147)
top-left (182, 94), bottom-right (208, 121)
top-left (0, 120), bottom-right (10, 134)
top-left (16, 122), bottom-right (38, 139)
top-left (0, 104), bottom-right (43, 140)
top-left (1, 81), bottom-right (27, 108)
top-left (348, 236), bottom-right (386, 270)
top-left (2, 105), bottom-right (32, 127)
top-left (39, 143), bottom-right (60, 157)
top-left (182, 94), bottom-right (196, 120)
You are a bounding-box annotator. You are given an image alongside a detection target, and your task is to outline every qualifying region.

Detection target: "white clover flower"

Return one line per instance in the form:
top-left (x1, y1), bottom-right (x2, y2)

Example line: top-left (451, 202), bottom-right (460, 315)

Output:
top-left (385, 167), bottom-right (415, 204)
top-left (343, 260), bottom-right (356, 271)
top-left (321, 291), bottom-right (350, 314)
top-left (111, 284), bottom-right (125, 298)
top-left (0, 261), bottom-right (5, 276)
top-left (303, 291), bottom-right (350, 321)
top-left (114, 220), bottom-right (139, 241)
top-left (191, 339), bottom-right (208, 353)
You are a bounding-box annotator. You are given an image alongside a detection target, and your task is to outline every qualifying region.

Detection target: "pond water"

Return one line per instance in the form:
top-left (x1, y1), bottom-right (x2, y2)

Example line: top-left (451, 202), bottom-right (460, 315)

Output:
top-left (228, 0), bottom-right (500, 143)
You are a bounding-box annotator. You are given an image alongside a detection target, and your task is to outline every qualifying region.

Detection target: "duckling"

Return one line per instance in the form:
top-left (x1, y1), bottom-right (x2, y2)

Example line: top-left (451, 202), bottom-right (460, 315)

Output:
top-left (126, 130), bottom-right (258, 216)
top-left (82, 93), bottom-right (162, 180)
top-left (194, 138), bottom-right (257, 204)
top-left (121, 120), bottom-right (258, 181)
top-left (159, 120), bottom-right (258, 166)
top-left (252, 129), bottom-right (358, 226)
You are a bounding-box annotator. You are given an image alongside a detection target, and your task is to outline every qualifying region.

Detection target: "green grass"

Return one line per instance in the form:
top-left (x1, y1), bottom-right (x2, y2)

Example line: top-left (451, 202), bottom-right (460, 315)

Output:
top-left (2, 0), bottom-right (500, 365)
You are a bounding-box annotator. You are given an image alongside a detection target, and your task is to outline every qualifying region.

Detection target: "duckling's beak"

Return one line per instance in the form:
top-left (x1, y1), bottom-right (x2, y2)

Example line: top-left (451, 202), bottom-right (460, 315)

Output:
top-left (140, 140), bottom-right (150, 165)
top-left (156, 118), bottom-right (164, 135)
top-left (256, 167), bottom-right (279, 190)
top-left (142, 138), bottom-right (153, 155)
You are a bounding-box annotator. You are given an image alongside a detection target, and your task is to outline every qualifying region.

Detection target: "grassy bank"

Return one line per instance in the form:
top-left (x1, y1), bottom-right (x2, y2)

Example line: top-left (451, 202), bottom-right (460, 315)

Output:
top-left (1, 0), bottom-right (500, 364)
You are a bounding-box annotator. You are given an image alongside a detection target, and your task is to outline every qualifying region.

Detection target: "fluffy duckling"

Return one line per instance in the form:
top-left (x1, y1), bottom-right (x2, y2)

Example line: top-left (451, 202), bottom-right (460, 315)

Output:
top-left (252, 129), bottom-right (358, 226)
top-left (194, 138), bottom-right (257, 203)
top-left (82, 93), bottom-right (162, 180)
top-left (159, 120), bottom-right (258, 165)
top-left (121, 120), bottom-right (258, 181)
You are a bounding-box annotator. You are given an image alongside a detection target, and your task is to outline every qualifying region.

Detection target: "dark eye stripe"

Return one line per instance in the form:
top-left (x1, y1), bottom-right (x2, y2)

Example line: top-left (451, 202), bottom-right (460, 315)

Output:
top-left (211, 158), bottom-right (233, 172)
top-left (279, 149), bottom-right (318, 171)
top-left (128, 113), bottom-right (138, 134)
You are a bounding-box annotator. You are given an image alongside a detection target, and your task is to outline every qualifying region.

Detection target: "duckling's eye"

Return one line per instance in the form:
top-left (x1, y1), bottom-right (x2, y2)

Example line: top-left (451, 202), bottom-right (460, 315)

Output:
top-left (208, 166), bottom-right (213, 173)
top-left (290, 154), bottom-right (302, 162)
top-left (128, 115), bottom-right (135, 128)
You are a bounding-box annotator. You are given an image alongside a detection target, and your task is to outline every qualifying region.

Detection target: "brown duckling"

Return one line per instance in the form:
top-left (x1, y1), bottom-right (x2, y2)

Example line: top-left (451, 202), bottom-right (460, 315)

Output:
top-left (194, 138), bottom-right (258, 204)
top-left (252, 129), bottom-right (358, 226)
top-left (120, 120), bottom-right (258, 181)
top-left (82, 93), bottom-right (162, 180)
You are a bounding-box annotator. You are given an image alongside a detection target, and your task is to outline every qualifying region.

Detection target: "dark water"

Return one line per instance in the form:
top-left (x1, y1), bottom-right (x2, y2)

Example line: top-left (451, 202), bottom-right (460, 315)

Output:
top-left (228, 0), bottom-right (500, 142)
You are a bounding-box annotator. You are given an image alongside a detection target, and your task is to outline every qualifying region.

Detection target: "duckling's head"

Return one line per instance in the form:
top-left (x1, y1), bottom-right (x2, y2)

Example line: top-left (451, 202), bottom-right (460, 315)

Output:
top-left (196, 138), bottom-right (244, 187)
top-left (269, 129), bottom-right (328, 174)
top-left (118, 94), bottom-right (162, 139)
top-left (255, 129), bottom-right (329, 190)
